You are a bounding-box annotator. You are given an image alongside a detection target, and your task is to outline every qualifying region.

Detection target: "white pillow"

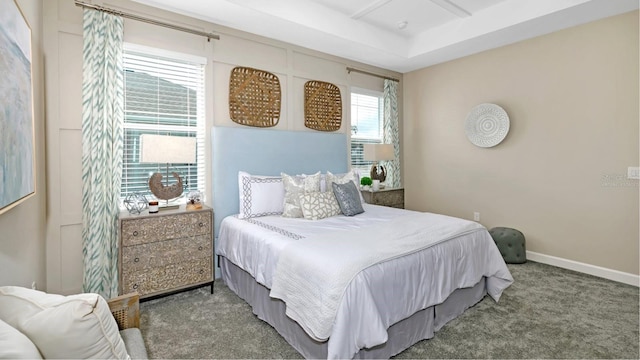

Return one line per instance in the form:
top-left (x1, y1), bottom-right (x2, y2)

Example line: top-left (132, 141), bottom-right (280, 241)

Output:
top-left (281, 172), bottom-right (321, 218)
top-left (0, 286), bottom-right (129, 359)
top-left (299, 191), bottom-right (342, 220)
top-left (238, 171), bottom-right (285, 219)
top-left (325, 170), bottom-right (365, 203)
top-left (0, 318), bottom-right (42, 359)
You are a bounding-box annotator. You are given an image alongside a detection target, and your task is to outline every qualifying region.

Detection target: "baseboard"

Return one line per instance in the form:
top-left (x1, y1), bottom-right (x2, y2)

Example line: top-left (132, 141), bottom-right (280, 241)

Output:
top-left (526, 251), bottom-right (639, 287)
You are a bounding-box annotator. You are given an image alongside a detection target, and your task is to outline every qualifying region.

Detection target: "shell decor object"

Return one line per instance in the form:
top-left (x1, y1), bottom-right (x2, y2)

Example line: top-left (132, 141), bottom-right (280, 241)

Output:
top-left (464, 103), bottom-right (510, 148)
top-left (148, 172), bottom-right (184, 200)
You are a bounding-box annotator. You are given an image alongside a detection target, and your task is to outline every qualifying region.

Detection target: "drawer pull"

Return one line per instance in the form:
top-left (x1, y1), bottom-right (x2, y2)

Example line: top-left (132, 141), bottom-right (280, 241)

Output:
top-left (199, 269), bottom-right (204, 274)
top-left (133, 231), bottom-right (138, 236)
top-left (198, 246), bottom-right (203, 251)
top-left (198, 222), bottom-right (204, 227)
top-left (134, 257), bottom-right (139, 263)
top-left (133, 283), bottom-right (139, 289)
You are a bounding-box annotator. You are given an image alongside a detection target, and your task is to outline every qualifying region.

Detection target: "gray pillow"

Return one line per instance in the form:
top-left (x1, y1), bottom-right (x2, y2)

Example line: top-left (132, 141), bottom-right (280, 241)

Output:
top-left (332, 181), bottom-right (364, 216)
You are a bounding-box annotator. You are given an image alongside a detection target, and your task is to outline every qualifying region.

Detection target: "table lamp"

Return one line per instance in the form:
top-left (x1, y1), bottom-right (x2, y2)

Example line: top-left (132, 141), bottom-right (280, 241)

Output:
top-left (139, 134), bottom-right (196, 209)
top-left (363, 143), bottom-right (394, 184)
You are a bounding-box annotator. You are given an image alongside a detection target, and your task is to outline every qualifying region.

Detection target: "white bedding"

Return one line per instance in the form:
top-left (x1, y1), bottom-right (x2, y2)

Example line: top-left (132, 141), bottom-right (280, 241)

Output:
top-left (269, 212), bottom-right (486, 341)
top-left (216, 204), bottom-right (513, 359)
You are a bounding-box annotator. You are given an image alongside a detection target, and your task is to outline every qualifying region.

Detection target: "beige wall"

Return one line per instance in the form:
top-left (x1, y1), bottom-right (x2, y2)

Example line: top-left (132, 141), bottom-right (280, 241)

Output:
top-left (404, 11), bottom-right (639, 275)
top-left (42, 0), bottom-right (401, 294)
top-left (0, 0), bottom-right (46, 289)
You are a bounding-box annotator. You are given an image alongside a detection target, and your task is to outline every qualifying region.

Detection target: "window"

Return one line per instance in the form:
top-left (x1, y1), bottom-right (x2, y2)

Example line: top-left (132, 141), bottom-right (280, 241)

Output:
top-left (121, 45), bottom-right (206, 202)
top-left (350, 89), bottom-right (384, 176)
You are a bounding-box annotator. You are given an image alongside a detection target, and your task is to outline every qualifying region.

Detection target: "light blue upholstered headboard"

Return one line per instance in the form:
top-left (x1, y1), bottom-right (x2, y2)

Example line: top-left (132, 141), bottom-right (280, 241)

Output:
top-left (211, 126), bottom-right (348, 238)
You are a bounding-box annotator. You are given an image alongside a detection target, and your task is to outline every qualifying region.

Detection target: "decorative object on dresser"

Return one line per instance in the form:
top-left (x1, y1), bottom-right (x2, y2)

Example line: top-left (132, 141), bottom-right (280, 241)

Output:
top-left (360, 176), bottom-right (372, 190)
top-left (139, 134), bottom-right (197, 209)
top-left (464, 103), bottom-right (510, 148)
top-left (304, 80), bottom-right (342, 132)
top-left (186, 190), bottom-right (203, 210)
top-left (228, 66), bottom-right (281, 128)
top-left (119, 206), bottom-right (214, 300)
top-left (123, 192), bottom-right (148, 214)
top-left (360, 187), bottom-right (404, 208)
top-left (363, 143), bottom-right (394, 184)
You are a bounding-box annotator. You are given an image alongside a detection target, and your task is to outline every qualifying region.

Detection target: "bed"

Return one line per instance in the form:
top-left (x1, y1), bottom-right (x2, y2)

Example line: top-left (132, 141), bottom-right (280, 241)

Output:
top-left (212, 126), bottom-right (513, 359)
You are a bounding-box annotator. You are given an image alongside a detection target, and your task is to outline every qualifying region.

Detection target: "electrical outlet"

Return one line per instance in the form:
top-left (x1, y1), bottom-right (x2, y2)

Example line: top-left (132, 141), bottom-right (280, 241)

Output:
top-left (628, 167), bottom-right (640, 180)
top-left (473, 212), bottom-right (480, 221)
top-left (31, 281), bottom-right (37, 290)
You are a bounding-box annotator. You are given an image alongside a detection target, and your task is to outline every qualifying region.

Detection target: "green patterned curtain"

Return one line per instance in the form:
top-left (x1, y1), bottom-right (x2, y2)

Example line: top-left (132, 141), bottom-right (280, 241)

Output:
top-left (383, 79), bottom-right (400, 188)
top-left (81, 9), bottom-right (124, 298)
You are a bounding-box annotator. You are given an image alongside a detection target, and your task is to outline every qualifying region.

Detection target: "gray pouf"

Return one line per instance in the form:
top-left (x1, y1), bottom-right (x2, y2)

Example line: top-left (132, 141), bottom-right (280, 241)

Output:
top-left (489, 227), bottom-right (526, 264)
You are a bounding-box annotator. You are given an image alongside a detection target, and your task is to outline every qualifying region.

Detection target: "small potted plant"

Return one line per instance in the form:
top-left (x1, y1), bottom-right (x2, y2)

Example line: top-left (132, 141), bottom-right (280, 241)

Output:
top-left (360, 176), bottom-right (373, 190)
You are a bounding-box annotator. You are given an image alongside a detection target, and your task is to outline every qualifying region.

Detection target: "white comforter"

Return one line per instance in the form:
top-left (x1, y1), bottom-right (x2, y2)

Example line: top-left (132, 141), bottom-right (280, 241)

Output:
top-left (269, 212), bottom-right (486, 341)
top-left (216, 204), bottom-right (513, 359)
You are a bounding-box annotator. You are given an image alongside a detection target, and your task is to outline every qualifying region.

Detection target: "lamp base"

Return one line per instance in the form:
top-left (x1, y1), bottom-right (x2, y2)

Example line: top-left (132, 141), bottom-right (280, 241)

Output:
top-left (370, 164), bottom-right (386, 183)
top-left (149, 171), bottom-right (184, 201)
top-left (158, 203), bottom-right (180, 211)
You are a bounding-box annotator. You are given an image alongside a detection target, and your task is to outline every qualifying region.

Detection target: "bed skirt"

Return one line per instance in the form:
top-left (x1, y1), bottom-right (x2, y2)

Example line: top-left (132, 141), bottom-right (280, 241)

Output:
top-left (219, 256), bottom-right (487, 359)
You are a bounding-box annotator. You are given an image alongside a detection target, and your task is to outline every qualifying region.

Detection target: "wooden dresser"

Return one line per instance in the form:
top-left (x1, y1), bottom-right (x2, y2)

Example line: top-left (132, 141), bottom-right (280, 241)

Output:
top-left (118, 205), bottom-right (214, 300)
top-left (360, 188), bottom-right (405, 209)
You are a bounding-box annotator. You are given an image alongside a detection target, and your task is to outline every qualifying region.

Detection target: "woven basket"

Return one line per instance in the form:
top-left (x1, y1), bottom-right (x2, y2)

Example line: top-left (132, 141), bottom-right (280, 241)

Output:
top-left (304, 80), bottom-right (342, 132)
top-left (229, 67), bottom-right (281, 127)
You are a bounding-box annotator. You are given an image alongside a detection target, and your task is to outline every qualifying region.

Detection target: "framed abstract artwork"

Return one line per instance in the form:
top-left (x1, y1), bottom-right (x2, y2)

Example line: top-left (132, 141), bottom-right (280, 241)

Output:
top-left (0, 0), bottom-right (35, 215)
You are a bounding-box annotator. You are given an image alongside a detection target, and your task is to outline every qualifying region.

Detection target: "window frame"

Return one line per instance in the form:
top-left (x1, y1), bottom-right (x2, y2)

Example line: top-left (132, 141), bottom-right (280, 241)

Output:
top-left (120, 43), bottom-right (207, 205)
top-left (350, 88), bottom-right (385, 177)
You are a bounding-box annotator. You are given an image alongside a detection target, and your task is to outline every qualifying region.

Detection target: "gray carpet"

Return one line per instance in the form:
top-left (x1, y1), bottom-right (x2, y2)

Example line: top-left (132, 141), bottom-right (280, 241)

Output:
top-left (139, 262), bottom-right (639, 359)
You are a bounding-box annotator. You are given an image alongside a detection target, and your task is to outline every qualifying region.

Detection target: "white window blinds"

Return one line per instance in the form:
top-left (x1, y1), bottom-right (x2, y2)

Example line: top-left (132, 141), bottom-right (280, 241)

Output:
top-left (121, 45), bottom-right (206, 201)
top-left (351, 90), bottom-right (384, 175)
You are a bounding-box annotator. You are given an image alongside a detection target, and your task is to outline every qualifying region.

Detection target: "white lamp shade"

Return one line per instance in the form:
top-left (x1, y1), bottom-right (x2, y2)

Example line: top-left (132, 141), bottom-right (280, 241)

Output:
top-left (363, 143), bottom-right (394, 161)
top-left (139, 134), bottom-right (196, 164)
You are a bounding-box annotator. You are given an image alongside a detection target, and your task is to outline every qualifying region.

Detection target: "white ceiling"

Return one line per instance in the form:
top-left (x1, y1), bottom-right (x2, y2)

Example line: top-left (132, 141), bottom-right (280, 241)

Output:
top-left (131, 0), bottom-right (639, 73)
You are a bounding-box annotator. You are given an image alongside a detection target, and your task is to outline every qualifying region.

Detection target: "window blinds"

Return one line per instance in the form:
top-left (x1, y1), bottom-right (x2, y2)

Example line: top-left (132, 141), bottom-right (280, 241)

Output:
top-left (351, 91), bottom-right (384, 173)
top-left (121, 46), bottom-right (206, 201)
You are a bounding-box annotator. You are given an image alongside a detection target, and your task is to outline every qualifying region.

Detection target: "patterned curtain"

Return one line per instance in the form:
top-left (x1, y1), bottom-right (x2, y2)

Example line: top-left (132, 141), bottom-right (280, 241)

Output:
top-left (383, 79), bottom-right (401, 188)
top-left (81, 9), bottom-right (124, 298)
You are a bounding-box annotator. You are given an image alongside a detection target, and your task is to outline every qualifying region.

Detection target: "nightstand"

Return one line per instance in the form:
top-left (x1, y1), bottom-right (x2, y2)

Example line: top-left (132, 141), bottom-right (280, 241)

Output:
top-left (118, 205), bottom-right (214, 300)
top-left (361, 187), bottom-right (404, 209)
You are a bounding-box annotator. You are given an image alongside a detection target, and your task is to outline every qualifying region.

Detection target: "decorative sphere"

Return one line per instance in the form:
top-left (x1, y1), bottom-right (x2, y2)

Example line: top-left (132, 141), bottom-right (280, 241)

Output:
top-left (123, 193), bottom-right (148, 214)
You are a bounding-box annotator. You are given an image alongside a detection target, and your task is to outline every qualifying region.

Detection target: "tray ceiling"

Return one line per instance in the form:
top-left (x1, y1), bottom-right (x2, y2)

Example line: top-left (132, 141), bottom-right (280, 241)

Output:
top-left (131, 0), bottom-right (639, 73)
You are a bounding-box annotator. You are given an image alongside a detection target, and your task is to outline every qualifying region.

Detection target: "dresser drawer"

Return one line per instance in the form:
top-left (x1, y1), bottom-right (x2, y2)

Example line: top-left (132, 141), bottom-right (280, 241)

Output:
top-left (122, 235), bottom-right (211, 272)
top-left (370, 190), bottom-right (403, 206)
top-left (121, 211), bottom-right (212, 246)
top-left (121, 257), bottom-right (212, 296)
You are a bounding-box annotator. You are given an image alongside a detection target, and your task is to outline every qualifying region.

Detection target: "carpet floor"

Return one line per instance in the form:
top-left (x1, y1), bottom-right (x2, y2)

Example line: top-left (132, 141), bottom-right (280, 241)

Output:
top-left (140, 261), bottom-right (639, 359)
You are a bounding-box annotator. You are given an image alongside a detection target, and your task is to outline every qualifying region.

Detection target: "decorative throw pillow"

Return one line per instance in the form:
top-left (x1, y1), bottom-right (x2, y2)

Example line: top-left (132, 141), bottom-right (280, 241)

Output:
top-left (332, 181), bottom-right (365, 216)
top-left (0, 286), bottom-right (128, 359)
top-left (299, 191), bottom-right (342, 220)
top-left (0, 318), bottom-right (42, 359)
top-left (281, 172), bottom-right (321, 218)
top-left (238, 171), bottom-right (285, 218)
top-left (326, 170), bottom-right (365, 203)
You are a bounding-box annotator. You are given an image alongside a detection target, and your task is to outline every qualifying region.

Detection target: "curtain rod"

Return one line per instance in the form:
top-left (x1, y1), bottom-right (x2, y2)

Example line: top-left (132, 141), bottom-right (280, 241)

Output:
top-left (346, 67), bottom-right (399, 82)
top-left (74, 1), bottom-right (220, 41)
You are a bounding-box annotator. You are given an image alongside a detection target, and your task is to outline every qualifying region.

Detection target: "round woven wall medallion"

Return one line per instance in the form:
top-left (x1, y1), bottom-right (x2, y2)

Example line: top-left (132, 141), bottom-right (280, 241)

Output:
top-left (465, 103), bottom-right (510, 148)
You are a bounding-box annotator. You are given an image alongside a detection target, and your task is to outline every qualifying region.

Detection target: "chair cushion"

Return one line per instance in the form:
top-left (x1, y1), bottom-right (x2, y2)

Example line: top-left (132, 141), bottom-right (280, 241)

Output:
top-left (0, 286), bottom-right (129, 359)
top-left (120, 328), bottom-right (148, 359)
top-left (0, 318), bottom-right (42, 359)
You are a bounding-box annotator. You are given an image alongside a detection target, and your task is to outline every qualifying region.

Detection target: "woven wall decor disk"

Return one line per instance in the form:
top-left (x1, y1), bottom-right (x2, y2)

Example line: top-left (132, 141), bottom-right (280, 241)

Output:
top-left (304, 80), bottom-right (342, 132)
top-left (229, 66), bottom-right (281, 127)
